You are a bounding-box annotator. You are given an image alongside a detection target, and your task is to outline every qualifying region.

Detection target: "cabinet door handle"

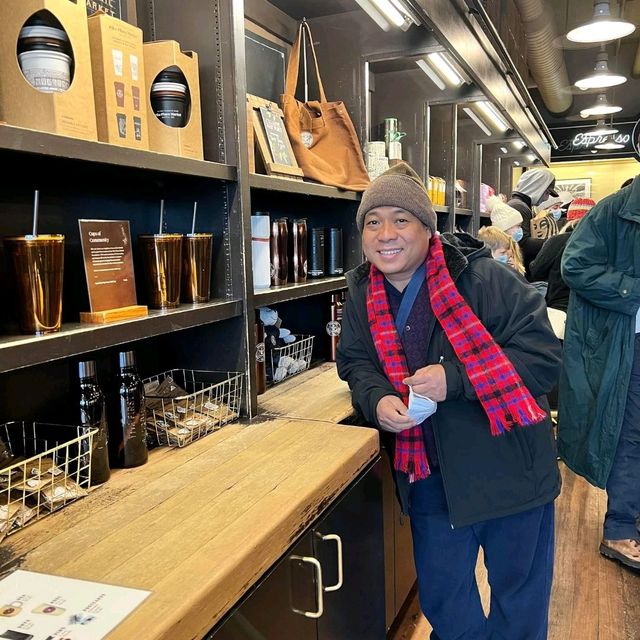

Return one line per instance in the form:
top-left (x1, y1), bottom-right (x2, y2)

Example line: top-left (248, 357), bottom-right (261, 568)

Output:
top-left (289, 555), bottom-right (324, 619)
top-left (320, 533), bottom-right (344, 592)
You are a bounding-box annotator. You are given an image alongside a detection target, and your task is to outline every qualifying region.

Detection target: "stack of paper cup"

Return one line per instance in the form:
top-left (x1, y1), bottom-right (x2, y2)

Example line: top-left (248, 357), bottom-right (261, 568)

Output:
top-left (251, 214), bottom-right (271, 289)
top-left (365, 141), bottom-right (389, 180)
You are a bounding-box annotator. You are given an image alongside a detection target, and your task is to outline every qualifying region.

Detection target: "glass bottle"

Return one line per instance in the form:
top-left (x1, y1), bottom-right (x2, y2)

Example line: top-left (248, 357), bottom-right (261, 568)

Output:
top-left (113, 351), bottom-right (148, 468)
top-left (78, 360), bottom-right (110, 485)
top-left (327, 293), bottom-right (344, 362)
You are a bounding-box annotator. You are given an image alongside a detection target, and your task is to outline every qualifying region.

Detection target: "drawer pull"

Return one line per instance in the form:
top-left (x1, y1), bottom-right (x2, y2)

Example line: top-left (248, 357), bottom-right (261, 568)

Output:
top-left (321, 533), bottom-right (343, 592)
top-left (290, 555), bottom-right (324, 619)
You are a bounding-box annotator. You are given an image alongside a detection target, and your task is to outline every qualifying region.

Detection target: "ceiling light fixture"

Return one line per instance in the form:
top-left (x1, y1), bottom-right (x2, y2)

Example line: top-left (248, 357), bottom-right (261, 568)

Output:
top-left (575, 51), bottom-right (627, 90)
top-left (586, 118), bottom-right (619, 136)
top-left (511, 140), bottom-right (526, 150)
top-left (462, 107), bottom-right (492, 137)
top-left (426, 52), bottom-right (464, 86)
top-left (567, 1), bottom-right (636, 43)
top-left (500, 146), bottom-right (508, 154)
top-left (355, 0), bottom-right (415, 30)
top-left (526, 153), bottom-right (536, 163)
top-left (594, 139), bottom-right (625, 149)
top-left (416, 59), bottom-right (446, 90)
top-left (579, 93), bottom-right (622, 118)
top-left (514, 161), bottom-right (520, 166)
top-left (476, 101), bottom-right (509, 132)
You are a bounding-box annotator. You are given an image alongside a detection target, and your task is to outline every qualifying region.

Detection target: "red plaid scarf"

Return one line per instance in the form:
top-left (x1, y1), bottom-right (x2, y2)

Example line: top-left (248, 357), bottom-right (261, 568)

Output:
top-left (366, 234), bottom-right (547, 482)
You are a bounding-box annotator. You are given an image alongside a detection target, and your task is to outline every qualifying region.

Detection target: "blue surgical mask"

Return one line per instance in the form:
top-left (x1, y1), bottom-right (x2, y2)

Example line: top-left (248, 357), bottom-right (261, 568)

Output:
top-left (494, 254), bottom-right (509, 264)
top-left (511, 228), bottom-right (524, 242)
top-left (551, 209), bottom-right (562, 220)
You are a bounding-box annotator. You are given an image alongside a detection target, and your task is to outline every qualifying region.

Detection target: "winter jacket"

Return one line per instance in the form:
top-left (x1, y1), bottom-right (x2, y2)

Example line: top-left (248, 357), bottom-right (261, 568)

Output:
top-left (336, 233), bottom-right (562, 527)
top-left (508, 192), bottom-right (546, 274)
top-left (530, 229), bottom-right (573, 312)
top-left (559, 176), bottom-right (640, 488)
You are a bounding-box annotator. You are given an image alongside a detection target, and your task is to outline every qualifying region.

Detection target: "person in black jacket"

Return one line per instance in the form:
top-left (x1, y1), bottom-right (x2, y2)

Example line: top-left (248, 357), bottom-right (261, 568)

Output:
top-left (530, 198), bottom-right (596, 312)
top-left (336, 162), bottom-right (561, 640)
top-left (508, 168), bottom-right (559, 274)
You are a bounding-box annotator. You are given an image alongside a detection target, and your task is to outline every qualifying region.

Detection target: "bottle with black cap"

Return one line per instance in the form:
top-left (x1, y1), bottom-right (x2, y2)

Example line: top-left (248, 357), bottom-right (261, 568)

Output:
top-left (112, 351), bottom-right (148, 468)
top-left (78, 360), bottom-right (110, 485)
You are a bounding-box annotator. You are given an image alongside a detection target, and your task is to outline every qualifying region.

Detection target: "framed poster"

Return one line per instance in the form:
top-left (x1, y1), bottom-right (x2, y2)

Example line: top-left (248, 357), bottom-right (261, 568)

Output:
top-left (86, 0), bottom-right (137, 24)
top-left (555, 178), bottom-right (592, 199)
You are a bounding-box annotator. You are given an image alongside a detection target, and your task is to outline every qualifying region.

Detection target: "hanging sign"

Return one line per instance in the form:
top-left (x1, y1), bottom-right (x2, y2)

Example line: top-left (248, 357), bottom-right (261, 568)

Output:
top-left (550, 121), bottom-right (638, 160)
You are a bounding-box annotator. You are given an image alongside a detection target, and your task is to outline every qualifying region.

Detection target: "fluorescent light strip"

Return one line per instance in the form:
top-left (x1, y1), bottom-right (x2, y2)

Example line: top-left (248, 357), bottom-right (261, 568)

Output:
top-left (526, 153), bottom-right (536, 163)
top-left (354, 0), bottom-right (391, 31)
top-left (462, 107), bottom-right (492, 137)
top-left (514, 161), bottom-right (520, 166)
top-left (370, 0), bottom-right (405, 27)
top-left (476, 101), bottom-right (509, 132)
top-left (511, 140), bottom-right (526, 150)
top-left (500, 146), bottom-right (508, 154)
top-left (426, 52), bottom-right (464, 86)
top-left (416, 59), bottom-right (446, 90)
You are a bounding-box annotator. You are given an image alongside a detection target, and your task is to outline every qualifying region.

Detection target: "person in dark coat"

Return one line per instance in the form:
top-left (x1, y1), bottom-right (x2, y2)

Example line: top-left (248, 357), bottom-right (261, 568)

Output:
top-left (336, 162), bottom-right (561, 640)
top-left (560, 176), bottom-right (640, 571)
top-left (508, 168), bottom-right (559, 274)
top-left (529, 198), bottom-right (596, 312)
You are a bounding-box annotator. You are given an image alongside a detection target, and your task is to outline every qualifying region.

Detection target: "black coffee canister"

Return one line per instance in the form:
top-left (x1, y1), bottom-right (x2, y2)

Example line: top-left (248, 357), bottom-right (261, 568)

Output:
top-left (327, 228), bottom-right (343, 276)
top-left (151, 66), bottom-right (189, 128)
top-left (308, 227), bottom-right (325, 278)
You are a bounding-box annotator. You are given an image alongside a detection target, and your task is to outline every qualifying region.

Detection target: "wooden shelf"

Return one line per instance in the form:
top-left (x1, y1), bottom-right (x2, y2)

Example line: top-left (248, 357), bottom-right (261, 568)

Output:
top-left (249, 173), bottom-right (361, 201)
top-left (456, 208), bottom-right (473, 216)
top-left (254, 277), bottom-right (346, 306)
top-left (0, 124), bottom-right (237, 181)
top-left (0, 299), bottom-right (242, 374)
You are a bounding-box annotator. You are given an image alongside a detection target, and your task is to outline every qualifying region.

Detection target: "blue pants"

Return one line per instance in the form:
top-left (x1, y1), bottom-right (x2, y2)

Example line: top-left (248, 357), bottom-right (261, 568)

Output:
top-left (604, 333), bottom-right (640, 541)
top-left (409, 472), bottom-right (555, 640)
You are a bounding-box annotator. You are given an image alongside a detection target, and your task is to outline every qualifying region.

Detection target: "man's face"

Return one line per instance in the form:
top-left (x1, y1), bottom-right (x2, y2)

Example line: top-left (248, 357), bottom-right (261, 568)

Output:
top-left (362, 206), bottom-right (432, 282)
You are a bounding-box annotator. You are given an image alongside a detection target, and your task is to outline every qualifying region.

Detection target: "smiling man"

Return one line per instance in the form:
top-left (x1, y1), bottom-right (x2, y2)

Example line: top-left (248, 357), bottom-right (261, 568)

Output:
top-left (336, 162), bottom-right (562, 640)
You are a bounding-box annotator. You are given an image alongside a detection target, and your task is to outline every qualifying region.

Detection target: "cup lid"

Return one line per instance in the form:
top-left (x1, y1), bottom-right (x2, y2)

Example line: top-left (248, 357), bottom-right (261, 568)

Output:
top-left (19, 25), bottom-right (69, 41)
top-left (18, 49), bottom-right (72, 62)
top-left (138, 233), bottom-right (183, 239)
top-left (4, 234), bottom-right (65, 242)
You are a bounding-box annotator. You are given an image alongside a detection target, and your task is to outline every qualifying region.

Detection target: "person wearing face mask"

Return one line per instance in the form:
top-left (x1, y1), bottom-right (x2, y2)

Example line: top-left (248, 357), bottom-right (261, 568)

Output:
top-left (508, 168), bottom-right (559, 274)
top-left (336, 162), bottom-right (561, 640)
top-left (477, 225), bottom-right (525, 276)
top-left (485, 195), bottom-right (524, 242)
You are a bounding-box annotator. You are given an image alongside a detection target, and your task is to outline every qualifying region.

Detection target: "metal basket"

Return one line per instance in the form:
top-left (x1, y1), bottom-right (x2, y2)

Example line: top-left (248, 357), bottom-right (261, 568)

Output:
top-left (143, 369), bottom-right (244, 448)
top-left (269, 335), bottom-right (315, 384)
top-left (0, 422), bottom-right (95, 541)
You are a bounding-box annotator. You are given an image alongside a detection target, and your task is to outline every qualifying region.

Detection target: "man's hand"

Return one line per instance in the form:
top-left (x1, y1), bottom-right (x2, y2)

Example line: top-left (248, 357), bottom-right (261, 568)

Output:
top-left (376, 395), bottom-right (416, 433)
top-left (403, 365), bottom-right (447, 402)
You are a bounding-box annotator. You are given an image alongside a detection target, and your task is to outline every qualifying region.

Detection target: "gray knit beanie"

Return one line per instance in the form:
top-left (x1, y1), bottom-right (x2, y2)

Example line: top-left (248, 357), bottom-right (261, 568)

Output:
top-left (356, 162), bottom-right (437, 233)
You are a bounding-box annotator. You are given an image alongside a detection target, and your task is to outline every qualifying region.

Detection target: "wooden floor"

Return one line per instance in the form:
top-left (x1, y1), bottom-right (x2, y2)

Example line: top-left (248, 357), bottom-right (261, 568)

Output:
top-left (391, 465), bottom-right (640, 640)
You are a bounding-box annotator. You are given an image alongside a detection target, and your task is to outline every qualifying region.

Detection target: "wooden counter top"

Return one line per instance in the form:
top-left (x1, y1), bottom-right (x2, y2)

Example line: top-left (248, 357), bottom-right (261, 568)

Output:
top-left (0, 417), bottom-right (379, 640)
top-left (260, 362), bottom-right (355, 423)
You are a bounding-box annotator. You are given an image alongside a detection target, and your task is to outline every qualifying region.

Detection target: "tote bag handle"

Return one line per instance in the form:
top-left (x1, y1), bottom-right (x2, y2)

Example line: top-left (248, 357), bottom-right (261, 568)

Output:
top-left (284, 21), bottom-right (327, 103)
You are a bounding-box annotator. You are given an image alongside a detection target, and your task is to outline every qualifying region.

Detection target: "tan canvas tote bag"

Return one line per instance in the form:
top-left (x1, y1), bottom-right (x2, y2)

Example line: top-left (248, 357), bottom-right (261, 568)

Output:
top-left (281, 22), bottom-right (370, 191)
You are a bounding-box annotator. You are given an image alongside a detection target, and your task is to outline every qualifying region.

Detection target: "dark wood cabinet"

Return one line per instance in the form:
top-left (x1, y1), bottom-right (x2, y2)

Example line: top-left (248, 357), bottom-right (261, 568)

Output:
top-left (208, 458), bottom-right (386, 640)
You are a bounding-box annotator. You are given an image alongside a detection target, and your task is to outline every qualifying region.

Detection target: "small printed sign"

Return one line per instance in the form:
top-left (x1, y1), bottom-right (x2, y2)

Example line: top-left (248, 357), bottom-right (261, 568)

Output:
top-left (86, 0), bottom-right (124, 19)
top-left (78, 219), bottom-right (138, 313)
top-left (259, 106), bottom-right (295, 167)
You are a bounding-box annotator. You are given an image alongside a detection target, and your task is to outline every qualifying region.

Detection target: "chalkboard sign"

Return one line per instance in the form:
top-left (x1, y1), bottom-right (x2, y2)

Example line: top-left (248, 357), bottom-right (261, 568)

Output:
top-left (247, 94), bottom-right (303, 180)
top-left (260, 106), bottom-right (294, 167)
top-left (245, 32), bottom-right (287, 105)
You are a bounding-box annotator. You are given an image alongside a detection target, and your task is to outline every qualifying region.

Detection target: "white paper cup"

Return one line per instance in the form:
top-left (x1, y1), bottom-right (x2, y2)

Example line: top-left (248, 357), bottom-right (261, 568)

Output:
top-left (18, 50), bottom-right (71, 93)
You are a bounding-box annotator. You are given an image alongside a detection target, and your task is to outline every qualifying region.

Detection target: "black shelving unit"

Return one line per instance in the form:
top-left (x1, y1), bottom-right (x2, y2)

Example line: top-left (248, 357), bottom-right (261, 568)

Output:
top-left (254, 277), bottom-right (346, 306)
top-left (250, 174), bottom-right (361, 201)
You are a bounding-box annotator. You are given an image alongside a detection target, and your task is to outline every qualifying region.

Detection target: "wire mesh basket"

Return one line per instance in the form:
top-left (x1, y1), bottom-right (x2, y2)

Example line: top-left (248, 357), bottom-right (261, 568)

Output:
top-left (143, 369), bottom-right (244, 448)
top-left (269, 335), bottom-right (315, 384)
top-left (0, 422), bottom-right (95, 541)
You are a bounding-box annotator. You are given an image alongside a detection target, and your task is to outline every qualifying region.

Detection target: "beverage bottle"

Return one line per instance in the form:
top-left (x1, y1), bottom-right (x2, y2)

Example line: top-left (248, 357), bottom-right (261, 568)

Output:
top-left (113, 351), bottom-right (148, 468)
top-left (78, 360), bottom-right (111, 485)
top-left (327, 293), bottom-right (344, 362)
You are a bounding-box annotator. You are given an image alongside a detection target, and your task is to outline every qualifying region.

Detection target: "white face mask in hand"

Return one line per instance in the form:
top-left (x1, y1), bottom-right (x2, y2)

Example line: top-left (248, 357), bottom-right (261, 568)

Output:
top-left (407, 386), bottom-right (438, 424)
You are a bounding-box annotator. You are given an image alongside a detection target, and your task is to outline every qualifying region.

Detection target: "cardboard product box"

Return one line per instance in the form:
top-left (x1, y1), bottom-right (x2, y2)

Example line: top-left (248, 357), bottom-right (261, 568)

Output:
top-left (0, 0), bottom-right (97, 140)
top-left (88, 11), bottom-right (148, 149)
top-left (143, 40), bottom-right (204, 160)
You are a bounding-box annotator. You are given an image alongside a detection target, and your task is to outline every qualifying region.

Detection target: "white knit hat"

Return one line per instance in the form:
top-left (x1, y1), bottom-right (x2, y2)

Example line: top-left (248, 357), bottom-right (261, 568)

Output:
top-left (486, 195), bottom-right (523, 232)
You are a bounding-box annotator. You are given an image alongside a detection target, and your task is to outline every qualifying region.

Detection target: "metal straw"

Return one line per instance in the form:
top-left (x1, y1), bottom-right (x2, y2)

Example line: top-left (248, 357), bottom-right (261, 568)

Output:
top-left (191, 202), bottom-right (198, 235)
top-left (32, 190), bottom-right (39, 237)
top-left (158, 199), bottom-right (165, 235)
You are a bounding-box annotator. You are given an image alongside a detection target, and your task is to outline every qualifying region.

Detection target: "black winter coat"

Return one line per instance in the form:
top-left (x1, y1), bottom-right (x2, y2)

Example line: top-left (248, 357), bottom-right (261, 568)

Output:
top-left (530, 230), bottom-right (573, 312)
top-left (336, 233), bottom-right (562, 527)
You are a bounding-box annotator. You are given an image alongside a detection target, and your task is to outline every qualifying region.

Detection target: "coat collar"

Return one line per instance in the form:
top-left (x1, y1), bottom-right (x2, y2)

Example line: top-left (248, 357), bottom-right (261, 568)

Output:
top-left (617, 175), bottom-right (640, 223)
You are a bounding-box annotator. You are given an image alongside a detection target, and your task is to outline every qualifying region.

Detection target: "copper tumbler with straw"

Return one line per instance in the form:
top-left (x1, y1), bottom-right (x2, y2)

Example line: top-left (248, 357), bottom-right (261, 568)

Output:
top-left (181, 202), bottom-right (213, 304)
top-left (139, 200), bottom-right (182, 309)
top-left (4, 190), bottom-right (64, 335)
